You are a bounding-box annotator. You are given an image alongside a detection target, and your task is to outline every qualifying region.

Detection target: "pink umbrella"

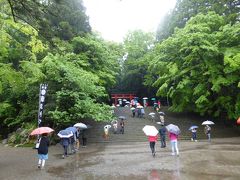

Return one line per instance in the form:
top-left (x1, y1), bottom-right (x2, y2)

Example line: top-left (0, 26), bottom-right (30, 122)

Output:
top-left (30, 127), bottom-right (54, 135)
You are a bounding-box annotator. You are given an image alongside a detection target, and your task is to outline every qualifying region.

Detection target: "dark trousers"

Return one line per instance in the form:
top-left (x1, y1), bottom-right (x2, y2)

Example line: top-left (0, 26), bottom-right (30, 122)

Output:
top-left (82, 138), bottom-right (87, 146)
top-left (160, 135), bottom-right (166, 147)
top-left (120, 127), bottom-right (124, 134)
top-left (63, 145), bottom-right (68, 155)
top-left (192, 132), bottom-right (197, 140)
top-left (149, 142), bottom-right (155, 154)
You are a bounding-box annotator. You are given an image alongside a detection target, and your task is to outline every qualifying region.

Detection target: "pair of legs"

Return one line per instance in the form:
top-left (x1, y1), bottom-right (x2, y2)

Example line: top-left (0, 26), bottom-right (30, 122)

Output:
top-left (37, 154), bottom-right (48, 169)
top-left (149, 142), bottom-right (156, 157)
top-left (120, 127), bottom-right (124, 134)
top-left (170, 140), bottom-right (179, 155)
top-left (160, 135), bottom-right (166, 148)
top-left (192, 132), bottom-right (197, 141)
top-left (62, 145), bottom-right (68, 158)
top-left (82, 137), bottom-right (87, 147)
top-left (207, 133), bottom-right (211, 142)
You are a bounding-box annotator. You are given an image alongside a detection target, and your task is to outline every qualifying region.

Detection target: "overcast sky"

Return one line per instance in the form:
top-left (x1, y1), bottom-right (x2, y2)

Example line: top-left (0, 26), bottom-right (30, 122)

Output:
top-left (82, 0), bottom-right (176, 42)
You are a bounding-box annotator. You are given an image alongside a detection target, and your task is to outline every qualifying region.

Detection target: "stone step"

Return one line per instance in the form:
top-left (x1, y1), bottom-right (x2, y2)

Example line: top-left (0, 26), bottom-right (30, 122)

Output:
top-left (82, 106), bottom-right (240, 144)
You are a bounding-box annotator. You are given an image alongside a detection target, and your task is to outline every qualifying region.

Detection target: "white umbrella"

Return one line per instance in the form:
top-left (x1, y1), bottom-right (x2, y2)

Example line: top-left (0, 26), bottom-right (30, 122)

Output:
top-left (149, 112), bottom-right (155, 116)
top-left (142, 125), bottom-right (159, 136)
top-left (74, 122), bottom-right (88, 129)
top-left (143, 97), bottom-right (148, 100)
top-left (104, 125), bottom-right (111, 129)
top-left (166, 124), bottom-right (181, 135)
top-left (130, 107), bottom-right (135, 110)
top-left (202, 120), bottom-right (215, 125)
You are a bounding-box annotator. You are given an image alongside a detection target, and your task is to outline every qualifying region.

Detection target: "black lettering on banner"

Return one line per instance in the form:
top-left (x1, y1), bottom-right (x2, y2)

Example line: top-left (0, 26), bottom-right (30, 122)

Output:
top-left (38, 84), bottom-right (48, 127)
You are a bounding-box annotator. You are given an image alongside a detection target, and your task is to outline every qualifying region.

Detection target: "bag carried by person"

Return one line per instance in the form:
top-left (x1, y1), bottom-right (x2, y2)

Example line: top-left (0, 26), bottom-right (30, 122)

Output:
top-left (35, 138), bottom-right (41, 149)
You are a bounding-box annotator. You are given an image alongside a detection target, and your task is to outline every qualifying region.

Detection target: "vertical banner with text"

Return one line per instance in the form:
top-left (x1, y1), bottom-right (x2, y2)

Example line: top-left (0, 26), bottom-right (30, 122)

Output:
top-left (38, 84), bottom-right (48, 127)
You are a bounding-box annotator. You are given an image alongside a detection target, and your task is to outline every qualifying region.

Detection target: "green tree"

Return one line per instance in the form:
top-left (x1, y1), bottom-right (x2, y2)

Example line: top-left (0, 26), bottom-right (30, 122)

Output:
top-left (157, 0), bottom-right (240, 41)
top-left (119, 30), bottom-right (155, 97)
top-left (149, 12), bottom-right (240, 121)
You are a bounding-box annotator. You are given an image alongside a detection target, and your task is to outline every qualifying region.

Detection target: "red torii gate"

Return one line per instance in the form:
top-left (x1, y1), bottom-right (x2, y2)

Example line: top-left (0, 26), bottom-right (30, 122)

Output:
top-left (111, 93), bottom-right (136, 105)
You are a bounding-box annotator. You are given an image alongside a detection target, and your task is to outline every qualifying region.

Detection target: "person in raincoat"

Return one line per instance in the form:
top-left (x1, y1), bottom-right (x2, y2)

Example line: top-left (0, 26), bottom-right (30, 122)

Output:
top-left (37, 133), bottom-right (50, 169)
top-left (169, 132), bottom-right (179, 156)
top-left (148, 135), bottom-right (158, 157)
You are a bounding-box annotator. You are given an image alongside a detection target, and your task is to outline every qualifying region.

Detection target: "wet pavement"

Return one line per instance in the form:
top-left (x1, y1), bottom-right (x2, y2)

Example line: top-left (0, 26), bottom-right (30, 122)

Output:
top-left (1, 137), bottom-right (240, 180)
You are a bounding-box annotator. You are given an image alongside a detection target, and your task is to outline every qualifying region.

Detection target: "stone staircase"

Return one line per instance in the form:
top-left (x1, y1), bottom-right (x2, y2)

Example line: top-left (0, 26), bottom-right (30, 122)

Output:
top-left (83, 106), bottom-right (240, 143)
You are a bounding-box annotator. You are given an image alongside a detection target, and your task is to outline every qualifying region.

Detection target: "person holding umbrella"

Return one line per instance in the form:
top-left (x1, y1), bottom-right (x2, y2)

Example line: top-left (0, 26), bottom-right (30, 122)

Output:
top-left (204, 125), bottom-right (211, 142)
top-left (148, 135), bottom-right (158, 157)
top-left (189, 125), bottom-right (198, 142)
top-left (37, 133), bottom-right (50, 169)
top-left (142, 125), bottom-right (159, 157)
top-left (166, 124), bottom-right (180, 156)
top-left (58, 129), bottom-right (73, 158)
top-left (159, 123), bottom-right (167, 148)
top-left (202, 120), bottom-right (214, 142)
top-left (30, 127), bottom-right (54, 169)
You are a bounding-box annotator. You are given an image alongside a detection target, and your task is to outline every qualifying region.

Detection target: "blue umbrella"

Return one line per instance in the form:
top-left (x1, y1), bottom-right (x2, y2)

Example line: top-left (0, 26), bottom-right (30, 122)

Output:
top-left (65, 127), bottom-right (77, 133)
top-left (189, 125), bottom-right (198, 131)
top-left (57, 129), bottom-right (73, 138)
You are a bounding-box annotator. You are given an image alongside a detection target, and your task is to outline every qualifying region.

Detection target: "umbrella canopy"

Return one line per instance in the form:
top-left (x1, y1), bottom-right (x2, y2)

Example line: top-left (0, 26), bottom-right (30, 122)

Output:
top-left (151, 98), bottom-right (156, 101)
top-left (166, 124), bottom-right (181, 135)
top-left (65, 127), bottom-right (77, 133)
top-left (130, 107), bottom-right (135, 110)
top-left (57, 130), bottom-right (73, 138)
top-left (158, 111), bottom-right (165, 116)
top-left (118, 116), bottom-right (126, 120)
top-left (143, 97), bottom-right (148, 100)
top-left (202, 120), bottom-right (215, 125)
top-left (142, 125), bottom-right (159, 136)
top-left (30, 127), bottom-right (54, 136)
top-left (137, 105), bottom-right (144, 109)
top-left (149, 112), bottom-right (155, 116)
top-left (189, 125), bottom-right (199, 131)
top-left (74, 122), bottom-right (88, 129)
top-left (104, 125), bottom-right (111, 129)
